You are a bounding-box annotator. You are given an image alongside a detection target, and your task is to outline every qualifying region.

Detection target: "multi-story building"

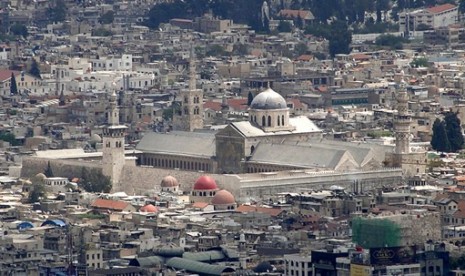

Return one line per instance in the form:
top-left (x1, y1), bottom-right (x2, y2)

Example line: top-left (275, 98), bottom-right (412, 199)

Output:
top-left (0, 69), bottom-right (46, 97)
top-left (399, 3), bottom-right (458, 35)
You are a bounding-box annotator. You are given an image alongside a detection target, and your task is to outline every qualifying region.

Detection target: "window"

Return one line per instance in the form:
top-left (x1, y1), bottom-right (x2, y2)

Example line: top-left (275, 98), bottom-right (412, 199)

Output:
top-left (268, 116), bottom-right (271, 127)
top-left (262, 116), bottom-right (266, 126)
top-left (277, 116), bottom-right (280, 126)
top-left (282, 115), bottom-right (285, 125)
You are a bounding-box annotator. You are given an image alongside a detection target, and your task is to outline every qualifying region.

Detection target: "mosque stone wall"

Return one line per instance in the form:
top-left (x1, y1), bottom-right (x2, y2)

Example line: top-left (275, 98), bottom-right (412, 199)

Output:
top-left (21, 157), bottom-right (102, 180)
top-left (21, 157), bottom-right (402, 202)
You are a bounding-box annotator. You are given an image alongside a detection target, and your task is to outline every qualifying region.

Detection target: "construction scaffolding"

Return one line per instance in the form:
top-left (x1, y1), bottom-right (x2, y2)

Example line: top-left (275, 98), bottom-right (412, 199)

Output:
top-left (352, 217), bottom-right (402, 249)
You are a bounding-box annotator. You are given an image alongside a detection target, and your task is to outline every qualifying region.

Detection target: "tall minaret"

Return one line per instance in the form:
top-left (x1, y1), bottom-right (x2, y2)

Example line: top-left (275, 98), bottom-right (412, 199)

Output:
top-left (387, 78), bottom-right (427, 177)
top-left (172, 48), bottom-right (204, 131)
top-left (102, 90), bottom-right (127, 191)
top-left (394, 81), bottom-right (411, 155)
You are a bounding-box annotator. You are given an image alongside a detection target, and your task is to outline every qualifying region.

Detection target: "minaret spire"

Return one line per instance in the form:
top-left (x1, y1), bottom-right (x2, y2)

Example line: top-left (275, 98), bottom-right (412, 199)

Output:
top-left (108, 89), bottom-right (119, 126)
top-left (189, 47), bottom-right (196, 91)
top-left (394, 79), bottom-right (411, 154)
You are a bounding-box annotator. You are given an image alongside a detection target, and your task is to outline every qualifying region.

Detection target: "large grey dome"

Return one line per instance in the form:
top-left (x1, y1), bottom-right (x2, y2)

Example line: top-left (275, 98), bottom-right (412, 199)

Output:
top-left (250, 88), bottom-right (287, 110)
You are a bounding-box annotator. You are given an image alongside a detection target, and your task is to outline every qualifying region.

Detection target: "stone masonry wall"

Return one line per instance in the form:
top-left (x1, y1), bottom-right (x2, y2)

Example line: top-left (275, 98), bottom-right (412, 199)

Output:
top-left (21, 157), bottom-right (102, 180)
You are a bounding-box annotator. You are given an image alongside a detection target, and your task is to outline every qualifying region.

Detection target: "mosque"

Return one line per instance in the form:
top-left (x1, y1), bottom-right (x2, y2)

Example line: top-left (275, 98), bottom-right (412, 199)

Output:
top-left (20, 57), bottom-right (424, 199)
top-left (136, 87), bottom-right (390, 175)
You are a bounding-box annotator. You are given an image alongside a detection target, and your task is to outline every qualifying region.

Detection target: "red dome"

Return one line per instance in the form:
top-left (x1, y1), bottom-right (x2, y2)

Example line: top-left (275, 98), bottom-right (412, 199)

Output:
top-left (211, 190), bottom-right (235, 205)
top-left (161, 175), bottom-right (178, 187)
top-left (193, 176), bottom-right (218, 190)
top-left (140, 204), bottom-right (159, 213)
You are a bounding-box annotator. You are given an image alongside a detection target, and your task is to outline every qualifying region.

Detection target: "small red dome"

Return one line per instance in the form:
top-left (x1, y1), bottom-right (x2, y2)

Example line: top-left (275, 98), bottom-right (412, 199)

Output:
top-left (211, 190), bottom-right (235, 205)
top-left (161, 175), bottom-right (178, 187)
top-left (193, 176), bottom-right (218, 190)
top-left (140, 204), bottom-right (159, 213)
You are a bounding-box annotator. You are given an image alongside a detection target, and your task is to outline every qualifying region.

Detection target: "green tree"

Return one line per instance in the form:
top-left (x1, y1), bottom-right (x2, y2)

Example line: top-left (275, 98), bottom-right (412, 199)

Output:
top-left (206, 45), bottom-right (227, 57)
top-left (328, 20), bottom-right (352, 57)
top-left (232, 43), bottom-right (248, 56)
top-left (460, 0), bottom-right (465, 15)
top-left (416, 23), bottom-right (432, 31)
top-left (80, 168), bottom-right (112, 193)
top-left (444, 112), bottom-right (464, 152)
top-left (431, 118), bottom-right (450, 152)
top-left (295, 42), bottom-right (308, 56)
top-left (162, 108), bottom-right (173, 121)
top-left (99, 11), bottom-right (114, 24)
top-left (277, 21), bottom-right (292, 32)
top-left (451, 253), bottom-right (465, 269)
top-left (92, 28), bottom-right (113, 37)
top-left (375, 34), bottom-right (407, 50)
top-left (29, 59), bottom-right (42, 79)
top-left (247, 91), bottom-right (254, 106)
top-left (44, 161), bottom-right (54, 177)
top-left (295, 13), bottom-right (304, 29)
top-left (28, 174), bottom-right (46, 203)
top-left (10, 24), bottom-right (28, 37)
top-left (10, 73), bottom-right (18, 95)
top-left (0, 131), bottom-right (19, 146)
top-left (28, 183), bottom-right (45, 203)
top-left (47, 0), bottom-right (67, 23)
top-left (410, 57), bottom-right (429, 68)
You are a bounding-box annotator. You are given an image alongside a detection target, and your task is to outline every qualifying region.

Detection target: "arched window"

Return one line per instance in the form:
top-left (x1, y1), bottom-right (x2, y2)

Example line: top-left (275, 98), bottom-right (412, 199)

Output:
top-left (262, 116), bottom-right (266, 126)
top-left (277, 116), bottom-right (280, 126)
top-left (251, 145), bottom-right (255, 154)
top-left (282, 115), bottom-right (285, 126)
top-left (268, 116), bottom-right (271, 127)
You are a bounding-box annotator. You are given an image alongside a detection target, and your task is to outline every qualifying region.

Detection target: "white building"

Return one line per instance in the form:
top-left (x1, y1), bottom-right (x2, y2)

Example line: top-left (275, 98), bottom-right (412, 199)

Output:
top-left (399, 3), bottom-right (458, 34)
top-left (44, 177), bottom-right (69, 193)
top-left (284, 254), bottom-right (312, 276)
top-left (0, 70), bottom-right (49, 96)
top-left (89, 54), bottom-right (133, 71)
top-left (85, 248), bottom-right (104, 269)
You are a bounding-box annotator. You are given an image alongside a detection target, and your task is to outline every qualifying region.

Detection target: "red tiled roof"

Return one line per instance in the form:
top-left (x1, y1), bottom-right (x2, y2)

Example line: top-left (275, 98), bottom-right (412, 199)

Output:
top-left (203, 101), bottom-right (222, 112)
top-left (427, 4), bottom-right (456, 14)
top-left (287, 98), bottom-right (305, 109)
top-left (91, 198), bottom-right (129, 211)
top-left (296, 54), bottom-right (313, 61)
top-left (227, 98), bottom-right (248, 111)
top-left (351, 53), bottom-right (371, 61)
top-left (192, 202), bottom-right (209, 209)
top-left (453, 200), bottom-right (465, 219)
top-left (0, 70), bottom-right (20, 82)
top-left (316, 85), bottom-right (328, 93)
top-left (204, 99), bottom-right (248, 112)
top-left (236, 205), bottom-right (284, 217)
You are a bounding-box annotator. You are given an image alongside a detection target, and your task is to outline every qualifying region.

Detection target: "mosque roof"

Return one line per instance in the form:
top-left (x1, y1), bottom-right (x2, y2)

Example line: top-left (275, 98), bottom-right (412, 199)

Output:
top-left (140, 204), bottom-right (159, 213)
top-left (193, 176), bottom-right (218, 190)
top-left (136, 131), bottom-right (215, 157)
top-left (228, 116), bottom-right (321, 138)
top-left (250, 88), bottom-right (287, 110)
top-left (161, 175), bottom-right (179, 187)
top-left (249, 143), bottom-right (351, 170)
top-left (211, 190), bottom-right (235, 205)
